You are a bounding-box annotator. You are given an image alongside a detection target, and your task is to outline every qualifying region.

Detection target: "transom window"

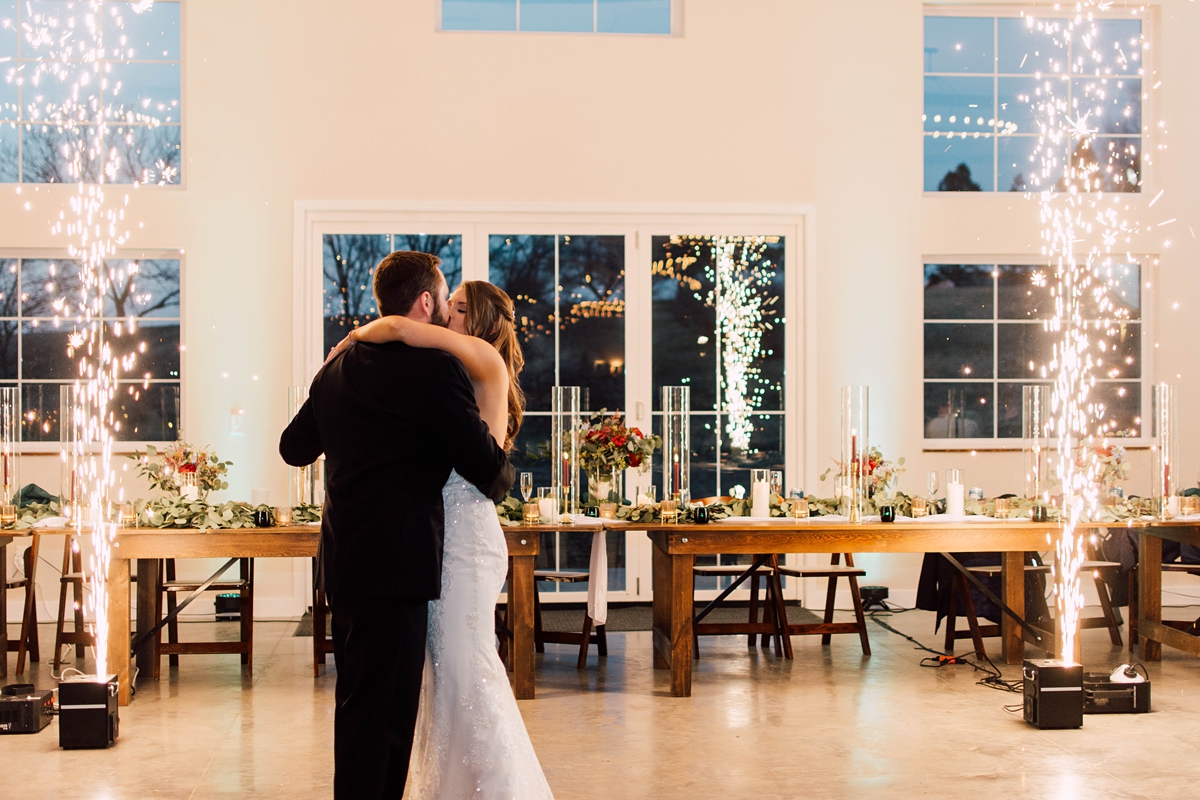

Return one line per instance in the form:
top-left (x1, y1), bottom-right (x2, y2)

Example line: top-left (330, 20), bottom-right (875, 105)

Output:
top-left (922, 262), bottom-right (1142, 445)
top-left (0, 0), bottom-right (182, 184)
top-left (441, 0), bottom-right (671, 34)
top-left (923, 13), bottom-right (1143, 193)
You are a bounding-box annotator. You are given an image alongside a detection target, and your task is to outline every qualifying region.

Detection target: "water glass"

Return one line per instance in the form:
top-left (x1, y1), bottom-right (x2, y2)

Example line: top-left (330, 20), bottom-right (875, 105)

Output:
top-left (926, 470), bottom-right (939, 498)
top-left (910, 496), bottom-right (927, 517)
top-left (993, 497), bottom-right (1011, 519)
top-left (770, 471), bottom-right (784, 498)
top-left (790, 496), bottom-right (810, 519)
top-left (637, 485), bottom-right (657, 505)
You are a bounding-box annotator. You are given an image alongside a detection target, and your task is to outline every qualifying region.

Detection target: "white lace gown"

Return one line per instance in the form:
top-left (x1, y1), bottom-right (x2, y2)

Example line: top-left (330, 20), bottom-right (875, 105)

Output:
top-left (403, 471), bottom-right (555, 800)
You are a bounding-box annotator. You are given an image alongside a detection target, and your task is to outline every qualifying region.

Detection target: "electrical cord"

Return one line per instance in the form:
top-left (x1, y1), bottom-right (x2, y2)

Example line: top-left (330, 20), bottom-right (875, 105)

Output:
top-left (869, 616), bottom-right (1024, 694)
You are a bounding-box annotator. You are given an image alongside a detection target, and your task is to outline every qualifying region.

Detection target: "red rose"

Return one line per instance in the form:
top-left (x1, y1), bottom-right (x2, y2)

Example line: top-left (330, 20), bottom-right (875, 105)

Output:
top-left (179, 463), bottom-right (197, 474)
top-left (612, 436), bottom-right (627, 448)
top-left (629, 453), bottom-right (643, 468)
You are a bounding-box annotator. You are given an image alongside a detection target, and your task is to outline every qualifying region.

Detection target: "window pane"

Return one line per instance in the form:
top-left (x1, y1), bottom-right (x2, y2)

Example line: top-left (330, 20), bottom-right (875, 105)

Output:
top-left (113, 381), bottom-right (181, 441)
top-left (489, 235), bottom-right (556, 411)
top-left (392, 235), bottom-right (463, 293)
top-left (924, 135), bottom-right (993, 191)
top-left (508, 413), bottom-right (552, 490)
top-left (521, 0), bottom-right (592, 32)
top-left (22, 62), bottom-right (93, 113)
top-left (1092, 262), bottom-right (1140, 320)
top-left (442, 0), bottom-right (516, 31)
top-left (106, 124), bottom-right (181, 184)
top-left (0, 258), bottom-right (17, 317)
top-left (1096, 322), bottom-right (1140, 380)
top-left (1072, 78), bottom-right (1140, 135)
top-left (0, 78), bottom-right (17, 121)
top-left (0, 126), bottom-right (16, 180)
top-left (652, 236), bottom-right (716, 412)
top-left (109, 320), bottom-right (180, 380)
top-left (652, 412), bottom-right (717, 501)
top-left (997, 17), bottom-right (1067, 74)
top-left (924, 323), bottom-right (993, 379)
top-left (0, 1), bottom-right (15, 58)
top-left (996, 382), bottom-right (1048, 439)
top-left (22, 124), bottom-right (100, 183)
top-left (722, 413), bottom-right (785, 497)
top-left (558, 234), bottom-right (625, 412)
top-left (1089, 20), bottom-right (1142, 75)
top-left (997, 135), bottom-right (1042, 192)
top-left (996, 322), bottom-right (1054, 379)
top-left (20, 382), bottom-right (61, 441)
top-left (997, 76), bottom-right (1059, 136)
top-left (1071, 136), bottom-right (1140, 193)
top-left (924, 76), bottom-right (994, 134)
top-left (0, 319), bottom-right (15, 379)
top-left (106, 62), bottom-right (180, 121)
top-left (103, 258), bottom-right (181, 318)
top-left (924, 264), bottom-right (993, 320)
top-left (21, 259), bottom-right (81, 317)
top-left (996, 264), bottom-right (1052, 319)
top-left (1091, 382), bottom-right (1140, 438)
top-left (923, 383), bottom-right (994, 438)
top-left (104, 0), bottom-right (181, 60)
top-left (21, 320), bottom-right (74, 379)
top-left (924, 16), bottom-right (994, 73)
top-left (597, 0), bottom-right (670, 34)
top-left (322, 234), bottom-right (390, 354)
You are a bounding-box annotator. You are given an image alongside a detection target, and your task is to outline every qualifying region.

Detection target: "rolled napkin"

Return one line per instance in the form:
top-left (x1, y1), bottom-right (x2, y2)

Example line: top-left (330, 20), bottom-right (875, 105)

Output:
top-left (566, 514), bottom-right (604, 527)
top-left (32, 516), bottom-right (70, 529)
top-left (587, 530), bottom-right (608, 626)
top-left (716, 514), bottom-right (851, 523)
top-left (897, 514), bottom-right (1014, 523)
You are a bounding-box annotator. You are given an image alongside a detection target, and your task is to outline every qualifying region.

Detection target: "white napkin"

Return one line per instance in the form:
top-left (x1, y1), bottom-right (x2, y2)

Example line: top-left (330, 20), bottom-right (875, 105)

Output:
top-left (32, 516), bottom-right (69, 529)
top-left (714, 514), bottom-right (852, 523)
top-left (587, 530), bottom-right (608, 626)
top-left (566, 514), bottom-right (604, 528)
top-left (897, 514), bottom-right (1013, 523)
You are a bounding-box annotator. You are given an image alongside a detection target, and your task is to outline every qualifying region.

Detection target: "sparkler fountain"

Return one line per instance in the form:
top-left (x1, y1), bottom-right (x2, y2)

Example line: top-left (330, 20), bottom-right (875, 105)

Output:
top-left (11, 0), bottom-right (171, 686)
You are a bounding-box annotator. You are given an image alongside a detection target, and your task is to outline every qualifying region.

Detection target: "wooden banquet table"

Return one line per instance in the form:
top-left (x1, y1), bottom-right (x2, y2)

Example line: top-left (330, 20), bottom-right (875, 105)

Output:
top-left (613, 518), bottom-right (1074, 697)
top-left (1136, 519), bottom-right (1200, 661)
top-left (42, 523), bottom-right (549, 706)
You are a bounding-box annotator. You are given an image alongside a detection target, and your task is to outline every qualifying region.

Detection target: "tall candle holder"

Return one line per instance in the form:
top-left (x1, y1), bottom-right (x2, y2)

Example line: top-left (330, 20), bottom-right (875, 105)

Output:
top-left (288, 386), bottom-right (323, 507)
top-left (60, 386), bottom-right (78, 517)
top-left (552, 386), bottom-right (581, 516)
top-left (1152, 383), bottom-right (1181, 519)
top-left (1022, 385), bottom-right (1052, 506)
top-left (0, 387), bottom-right (18, 505)
top-left (662, 386), bottom-right (690, 505)
top-left (840, 386), bottom-right (868, 523)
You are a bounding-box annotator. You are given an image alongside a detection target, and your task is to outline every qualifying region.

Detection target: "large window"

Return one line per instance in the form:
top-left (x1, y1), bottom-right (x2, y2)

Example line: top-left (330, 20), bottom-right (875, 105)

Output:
top-left (923, 13), bottom-right (1143, 193)
top-left (923, 262), bottom-right (1142, 445)
top-left (651, 235), bottom-right (785, 500)
top-left (0, 256), bottom-right (181, 442)
top-left (0, 0), bottom-right (182, 184)
top-left (441, 0), bottom-right (671, 34)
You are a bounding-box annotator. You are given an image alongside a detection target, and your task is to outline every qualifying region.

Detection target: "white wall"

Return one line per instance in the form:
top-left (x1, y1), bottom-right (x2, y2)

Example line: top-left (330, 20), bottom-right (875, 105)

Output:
top-left (4, 0), bottom-right (1200, 622)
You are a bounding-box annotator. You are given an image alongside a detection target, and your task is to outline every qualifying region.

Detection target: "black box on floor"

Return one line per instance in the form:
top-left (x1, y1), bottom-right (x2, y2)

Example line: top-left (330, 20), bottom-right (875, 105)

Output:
top-left (59, 674), bottom-right (119, 749)
top-left (860, 586), bottom-right (889, 609)
top-left (0, 685), bottom-right (54, 734)
top-left (1083, 673), bottom-right (1151, 714)
top-left (1023, 659), bottom-right (1083, 729)
top-left (215, 592), bottom-right (241, 621)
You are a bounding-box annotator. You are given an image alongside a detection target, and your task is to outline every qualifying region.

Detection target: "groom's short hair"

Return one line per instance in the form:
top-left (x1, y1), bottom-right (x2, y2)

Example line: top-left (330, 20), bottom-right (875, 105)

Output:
top-left (374, 251), bottom-right (444, 317)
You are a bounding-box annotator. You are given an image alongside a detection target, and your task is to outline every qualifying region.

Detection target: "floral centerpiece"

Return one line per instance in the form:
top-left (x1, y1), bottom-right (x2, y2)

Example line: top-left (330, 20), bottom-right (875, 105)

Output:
top-left (1079, 443), bottom-right (1130, 492)
top-left (819, 446), bottom-right (906, 507)
top-left (577, 410), bottom-right (661, 504)
top-left (129, 443), bottom-right (231, 501)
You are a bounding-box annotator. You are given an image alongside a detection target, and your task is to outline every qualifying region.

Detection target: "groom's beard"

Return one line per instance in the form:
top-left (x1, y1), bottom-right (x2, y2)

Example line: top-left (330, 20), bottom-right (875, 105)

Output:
top-left (430, 305), bottom-right (450, 328)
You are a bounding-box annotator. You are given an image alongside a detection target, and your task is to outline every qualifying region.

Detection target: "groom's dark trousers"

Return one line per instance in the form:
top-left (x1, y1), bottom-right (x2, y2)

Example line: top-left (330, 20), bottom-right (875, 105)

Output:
top-left (280, 341), bottom-right (514, 800)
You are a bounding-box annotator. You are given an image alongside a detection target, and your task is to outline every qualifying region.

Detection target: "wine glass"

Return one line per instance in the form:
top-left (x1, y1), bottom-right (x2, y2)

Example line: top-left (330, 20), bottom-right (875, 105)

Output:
top-left (927, 470), bottom-right (940, 499)
top-left (520, 472), bottom-right (533, 502)
top-left (770, 470), bottom-right (784, 499)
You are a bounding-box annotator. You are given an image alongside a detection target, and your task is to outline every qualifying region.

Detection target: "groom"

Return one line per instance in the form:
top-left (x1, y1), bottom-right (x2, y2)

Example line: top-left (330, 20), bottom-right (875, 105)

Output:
top-left (280, 250), bottom-right (514, 799)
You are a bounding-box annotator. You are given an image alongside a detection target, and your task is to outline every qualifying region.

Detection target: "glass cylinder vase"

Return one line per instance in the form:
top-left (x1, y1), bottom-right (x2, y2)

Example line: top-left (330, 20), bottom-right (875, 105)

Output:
top-left (0, 387), bottom-right (18, 505)
top-left (288, 386), bottom-right (320, 507)
top-left (552, 386), bottom-right (581, 516)
top-left (840, 386), bottom-right (868, 523)
top-left (662, 386), bottom-right (690, 504)
top-left (1022, 385), bottom-right (1052, 504)
top-left (1152, 383), bottom-right (1181, 518)
top-left (587, 466), bottom-right (623, 506)
top-left (59, 385), bottom-right (79, 516)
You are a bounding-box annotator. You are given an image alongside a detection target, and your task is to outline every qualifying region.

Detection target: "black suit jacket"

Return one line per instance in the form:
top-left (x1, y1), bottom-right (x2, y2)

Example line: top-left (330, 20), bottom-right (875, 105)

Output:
top-left (279, 342), bottom-right (514, 600)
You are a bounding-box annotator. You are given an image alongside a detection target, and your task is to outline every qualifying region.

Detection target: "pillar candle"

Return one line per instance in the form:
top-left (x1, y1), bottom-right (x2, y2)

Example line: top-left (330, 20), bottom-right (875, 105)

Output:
top-left (751, 479), bottom-right (771, 519)
top-left (946, 482), bottom-right (965, 517)
top-left (538, 497), bottom-right (557, 523)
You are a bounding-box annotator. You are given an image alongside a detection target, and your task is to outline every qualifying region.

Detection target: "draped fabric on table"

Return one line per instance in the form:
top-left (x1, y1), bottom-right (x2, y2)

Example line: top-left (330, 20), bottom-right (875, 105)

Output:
top-left (915, 553), bottom-right (1051, 631)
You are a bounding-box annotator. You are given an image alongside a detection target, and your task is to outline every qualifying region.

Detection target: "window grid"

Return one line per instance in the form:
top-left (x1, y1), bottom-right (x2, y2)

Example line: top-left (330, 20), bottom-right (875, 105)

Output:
top-left (923, 14), bottom-right (1144, 193)
top-left (441, 0), bottom-right (672, 35)
top-left (1, 0), bottom-right (182, 184)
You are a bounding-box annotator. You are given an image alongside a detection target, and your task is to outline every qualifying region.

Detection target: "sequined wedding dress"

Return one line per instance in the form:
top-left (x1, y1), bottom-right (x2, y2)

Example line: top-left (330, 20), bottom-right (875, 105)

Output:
top-left (403, 471), bottom-right (555, 800)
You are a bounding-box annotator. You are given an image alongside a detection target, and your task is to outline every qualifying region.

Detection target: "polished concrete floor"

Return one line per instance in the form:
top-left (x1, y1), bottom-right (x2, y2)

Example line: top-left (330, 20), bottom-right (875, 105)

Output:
top-left (4, 608), bottom-right (1200, 799)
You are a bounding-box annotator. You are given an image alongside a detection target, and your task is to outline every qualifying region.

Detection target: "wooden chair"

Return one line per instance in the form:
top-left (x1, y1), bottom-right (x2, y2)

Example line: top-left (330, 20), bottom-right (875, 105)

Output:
top-left (692, 556), bottom-right (792, 659)
top-left (3, 537), bottom-right (41, 676)
top-left (53, 534), bottom-right (94, 671)
top-left (153, 557), bottom-right (254, 676)
top-left (1128, 562), bottom-right (1200, 652)
top-left (944, 558), bottom-right (1122, 659)
top-left (531, 570), bottom-right (607, 670)
top-left (777, 554), bottom-right (871, 656)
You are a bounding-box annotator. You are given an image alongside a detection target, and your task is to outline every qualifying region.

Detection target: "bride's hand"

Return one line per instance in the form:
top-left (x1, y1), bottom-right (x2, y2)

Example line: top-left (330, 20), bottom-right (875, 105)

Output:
top-left (325, 334), bottom-right (354, 364)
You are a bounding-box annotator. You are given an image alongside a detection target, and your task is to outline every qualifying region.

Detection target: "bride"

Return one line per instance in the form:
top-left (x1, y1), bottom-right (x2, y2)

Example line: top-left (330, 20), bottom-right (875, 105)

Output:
top-left (333, 280), bottom-right (555, 799)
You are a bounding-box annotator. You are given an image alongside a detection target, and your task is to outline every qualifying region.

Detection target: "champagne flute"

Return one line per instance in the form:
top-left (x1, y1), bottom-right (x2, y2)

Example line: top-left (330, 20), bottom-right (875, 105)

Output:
top-left (927, 470), bottom-right (939, 500)
top-left (520, 472), bottom-right (533, 502)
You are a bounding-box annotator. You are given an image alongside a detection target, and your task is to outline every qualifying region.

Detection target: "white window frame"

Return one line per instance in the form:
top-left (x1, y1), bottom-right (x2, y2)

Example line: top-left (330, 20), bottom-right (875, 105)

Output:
top-left (435, 0), bottom-right (682, 36)
top-left (0, 246), bottom-right (186, 454)
top-left (293, 201), bottom-right (815, 602)
top-left (921, 3), bottom-right (1158, 197)
top-left (921, 253), bottom-right (1157, 452)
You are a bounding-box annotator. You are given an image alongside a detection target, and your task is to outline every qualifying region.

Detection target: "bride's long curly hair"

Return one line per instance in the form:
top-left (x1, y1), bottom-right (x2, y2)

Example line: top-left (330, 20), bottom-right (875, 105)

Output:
top-left (460, 281), bottom-right (525, 452)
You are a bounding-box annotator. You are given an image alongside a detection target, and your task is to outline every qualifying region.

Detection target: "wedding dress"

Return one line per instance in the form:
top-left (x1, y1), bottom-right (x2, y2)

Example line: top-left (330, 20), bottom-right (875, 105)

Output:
top-left (403, 471), bottom-right (555, 800)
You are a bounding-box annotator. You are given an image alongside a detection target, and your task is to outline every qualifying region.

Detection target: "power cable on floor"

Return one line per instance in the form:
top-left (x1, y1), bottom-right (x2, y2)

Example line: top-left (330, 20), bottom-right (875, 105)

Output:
top-left (868, 616), bottom-right (1023, 694)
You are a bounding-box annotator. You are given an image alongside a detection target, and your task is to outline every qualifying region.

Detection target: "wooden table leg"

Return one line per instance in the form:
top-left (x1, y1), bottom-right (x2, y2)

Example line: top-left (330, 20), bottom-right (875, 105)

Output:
top-left (107, 556), bottom-right (133, 705)
top-left (135, 559), bottom-right (159, 684)
top-left (16, 533), bottom-right (41, 674)
top-left (1139, 531), bottom-right (1162, 661)
top-left (1000, 550), bottom-right (1025, 665)
top-left (651, 540), bottom-right (694, 696)
top-left (1, 543), bottom-right (7, 679)
top-left (508, 553), bottom-right (536, 700)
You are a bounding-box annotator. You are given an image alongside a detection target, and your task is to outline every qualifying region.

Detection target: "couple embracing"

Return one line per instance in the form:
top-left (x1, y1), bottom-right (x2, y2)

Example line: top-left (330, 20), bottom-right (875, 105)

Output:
top-left (280, 251), bottom-right (554, 799)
